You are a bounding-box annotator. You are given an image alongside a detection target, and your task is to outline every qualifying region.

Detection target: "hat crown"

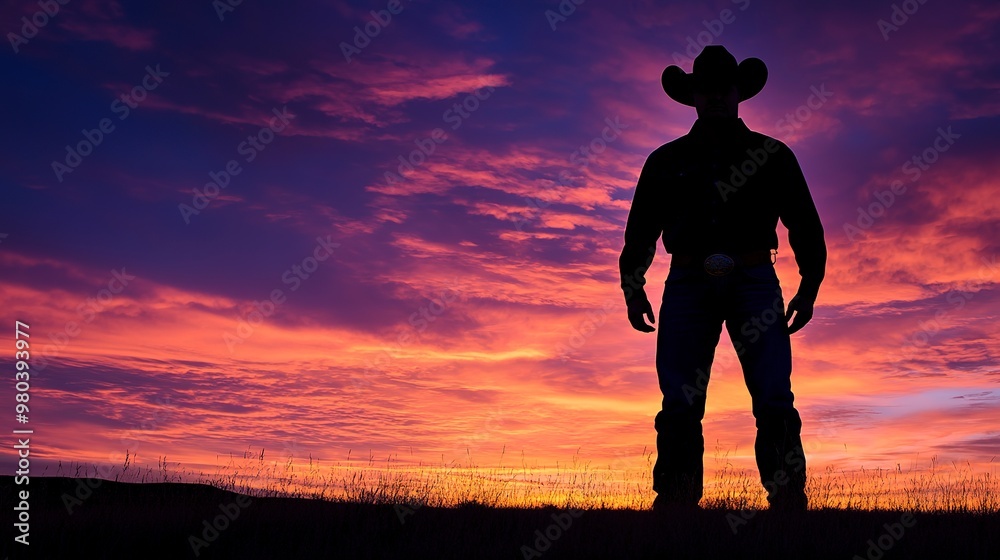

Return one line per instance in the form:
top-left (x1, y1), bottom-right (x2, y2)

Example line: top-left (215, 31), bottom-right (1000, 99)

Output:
top-left (692, 46), bottom-right (738, 83)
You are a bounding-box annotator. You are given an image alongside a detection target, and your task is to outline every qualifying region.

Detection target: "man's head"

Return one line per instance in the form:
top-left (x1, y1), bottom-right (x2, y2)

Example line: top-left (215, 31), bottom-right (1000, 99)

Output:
top-left (692, 81), bottom-right (740, 119)
top-left (661, 46), bottom-right (767, 115)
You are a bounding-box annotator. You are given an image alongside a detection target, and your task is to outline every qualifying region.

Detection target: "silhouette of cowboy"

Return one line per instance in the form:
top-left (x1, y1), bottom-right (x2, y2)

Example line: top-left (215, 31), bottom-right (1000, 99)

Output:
top-left (618, 45), bottom-right (827, 512)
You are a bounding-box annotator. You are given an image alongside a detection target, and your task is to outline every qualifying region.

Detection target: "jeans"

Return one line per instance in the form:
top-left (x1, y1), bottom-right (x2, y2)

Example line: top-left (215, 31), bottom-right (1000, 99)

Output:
top-left (652, 261), bottom-right (807, 508)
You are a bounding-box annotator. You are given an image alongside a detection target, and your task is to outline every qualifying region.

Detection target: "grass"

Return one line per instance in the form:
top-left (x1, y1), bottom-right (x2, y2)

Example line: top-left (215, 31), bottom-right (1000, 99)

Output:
top-left (39, 445), bottom-right (1000, 513)
top-left (4, 447), bottom-right (999, 559)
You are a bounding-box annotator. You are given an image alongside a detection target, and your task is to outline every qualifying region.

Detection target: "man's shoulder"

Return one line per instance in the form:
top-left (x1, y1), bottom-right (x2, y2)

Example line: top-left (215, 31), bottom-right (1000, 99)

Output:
top-left (745, 128), bottom-right (793, 154)
top-left (646, 135), bottom-right (694, 160)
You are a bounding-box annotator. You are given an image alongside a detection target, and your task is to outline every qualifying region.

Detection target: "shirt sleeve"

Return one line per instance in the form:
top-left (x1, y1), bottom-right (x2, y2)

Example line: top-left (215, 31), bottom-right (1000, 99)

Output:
top-left (776, 145), bottom-right (827, 300)
top-left (619, 151), bottom-right (664, 305)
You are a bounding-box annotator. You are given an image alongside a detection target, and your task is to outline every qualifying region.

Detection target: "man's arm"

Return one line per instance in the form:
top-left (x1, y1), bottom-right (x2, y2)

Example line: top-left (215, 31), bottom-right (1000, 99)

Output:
top-left (776, 146), bottom-right (827, 300)
top-left (619, 152), bottom-right (664, 310)
top-left (776, 145), bottom-right (827, 333)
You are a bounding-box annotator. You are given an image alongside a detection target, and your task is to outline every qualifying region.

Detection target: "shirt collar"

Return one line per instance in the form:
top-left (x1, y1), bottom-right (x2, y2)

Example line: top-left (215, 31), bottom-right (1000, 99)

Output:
top-left (687, 117), bottom-right (751, 139)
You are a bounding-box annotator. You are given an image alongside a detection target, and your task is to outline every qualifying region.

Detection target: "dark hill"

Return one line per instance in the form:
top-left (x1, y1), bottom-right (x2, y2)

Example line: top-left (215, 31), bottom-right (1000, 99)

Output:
top-left (1, 476), bottom-right (997, 559)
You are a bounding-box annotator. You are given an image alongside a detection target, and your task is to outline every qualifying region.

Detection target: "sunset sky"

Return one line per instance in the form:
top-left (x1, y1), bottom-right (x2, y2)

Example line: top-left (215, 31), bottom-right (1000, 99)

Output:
top-left (2, 0), bottom-right (998, 497)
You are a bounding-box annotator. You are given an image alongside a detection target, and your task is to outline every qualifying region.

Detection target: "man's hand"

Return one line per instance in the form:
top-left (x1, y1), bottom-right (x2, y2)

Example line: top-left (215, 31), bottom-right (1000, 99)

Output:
top-left (784, 294), bottom-right (815, 334)
top-left (627, 298), bottom-right (656, 333)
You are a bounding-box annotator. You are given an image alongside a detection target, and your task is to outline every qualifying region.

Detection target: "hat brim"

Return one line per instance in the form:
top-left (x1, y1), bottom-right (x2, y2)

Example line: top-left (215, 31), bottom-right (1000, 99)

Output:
top-left (661, 57), bottom-right (768, 107)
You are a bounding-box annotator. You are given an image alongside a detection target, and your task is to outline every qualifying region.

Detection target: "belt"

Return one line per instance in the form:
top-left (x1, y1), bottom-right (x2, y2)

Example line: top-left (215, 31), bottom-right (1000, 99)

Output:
top-left (670, 249), bottom-right (775, 276)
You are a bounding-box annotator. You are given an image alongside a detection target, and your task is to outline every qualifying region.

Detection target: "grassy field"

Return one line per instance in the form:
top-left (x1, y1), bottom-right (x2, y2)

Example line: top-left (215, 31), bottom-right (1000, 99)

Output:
top-left (2, 449), bottom-right (997, 559)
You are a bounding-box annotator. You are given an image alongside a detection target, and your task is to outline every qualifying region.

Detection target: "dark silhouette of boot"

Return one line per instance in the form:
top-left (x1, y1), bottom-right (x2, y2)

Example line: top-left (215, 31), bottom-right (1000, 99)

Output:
top-left (651, 494), bottom-right (702, 516)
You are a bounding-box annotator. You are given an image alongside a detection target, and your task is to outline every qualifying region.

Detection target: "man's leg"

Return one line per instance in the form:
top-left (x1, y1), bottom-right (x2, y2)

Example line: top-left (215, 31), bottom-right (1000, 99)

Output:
top-left (724, 269), bottom-right (807, 510)
top-left (653, 269), bottom-right (724, 506)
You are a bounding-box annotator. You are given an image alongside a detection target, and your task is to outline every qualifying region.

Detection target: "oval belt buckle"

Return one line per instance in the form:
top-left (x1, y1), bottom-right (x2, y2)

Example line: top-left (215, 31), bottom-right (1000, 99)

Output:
top-left (703, 253), bottom-right (735, 276)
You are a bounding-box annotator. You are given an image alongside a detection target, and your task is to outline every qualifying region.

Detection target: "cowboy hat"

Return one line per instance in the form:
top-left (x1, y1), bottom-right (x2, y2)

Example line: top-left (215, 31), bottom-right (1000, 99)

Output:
top-left (661, 45), bottom-right (767, 106)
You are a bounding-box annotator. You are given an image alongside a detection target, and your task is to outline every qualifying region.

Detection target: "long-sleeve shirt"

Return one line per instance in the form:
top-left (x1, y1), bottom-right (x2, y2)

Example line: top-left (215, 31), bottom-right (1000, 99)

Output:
top-left (619, 117), bottom-right (827, 305)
